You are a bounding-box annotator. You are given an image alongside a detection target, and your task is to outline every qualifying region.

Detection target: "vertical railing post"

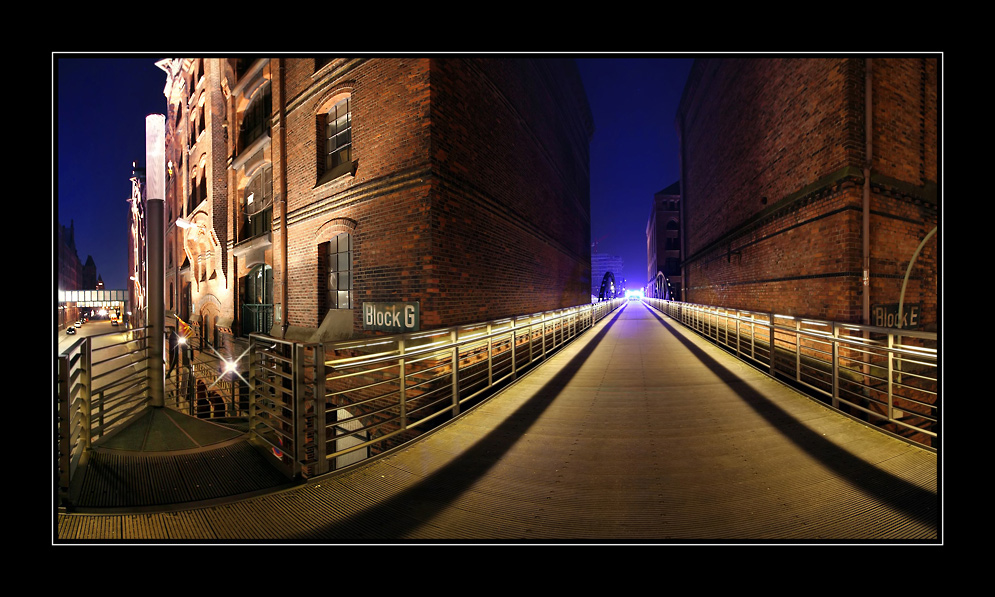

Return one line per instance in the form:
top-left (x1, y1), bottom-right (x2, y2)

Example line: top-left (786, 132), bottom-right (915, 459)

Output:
top-left (768, 313), bottom-right (776, 376)
top-left (57, 355), bottom-right (71, 505)
top-left (831, 323), bottom-right (840, 409)
top-left (248, 336), bottom-right (260, 443)
top-left (527, 314), bottom-right (534, 366)
top-left (81, 338), bottom-right (92, 451)
top-left (541, 312), bottom-right (547, 361)
top-left (293, 343), bottom-right (307, 479)
top-left (887, 334), bottom-right (895, 423)
top-left (187, 359), bottom-right (197, 417)
top-left (486, 324), bottom-right (493, 387)
top-left (511, 317), bottom-right (518, 380)
top-left (735, 310), bottom-right (741, 357)
top-left (451, 329), bottom-right (460, 417)
top-left (795, 319), bottom-right (802, 383)
top-left (750, 313), bottom-right (757, 360)
top-left (398, 337), bottom-right (407, 430)
top-left (313, 342), bottom-right (327, 476)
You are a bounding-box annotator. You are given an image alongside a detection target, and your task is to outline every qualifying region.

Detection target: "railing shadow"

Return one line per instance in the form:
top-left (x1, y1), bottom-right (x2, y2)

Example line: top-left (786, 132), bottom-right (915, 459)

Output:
top-left (293, 305), bottom-right (628, 540)
top-left (644, 306), bottom-right (937, 528)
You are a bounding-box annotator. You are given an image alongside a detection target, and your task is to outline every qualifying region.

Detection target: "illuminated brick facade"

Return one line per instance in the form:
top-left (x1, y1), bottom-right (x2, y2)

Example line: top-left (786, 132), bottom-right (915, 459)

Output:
top-left (157, 58), bottom-right (593, 352)
top-left (676, 57), bottom-right (939, 330)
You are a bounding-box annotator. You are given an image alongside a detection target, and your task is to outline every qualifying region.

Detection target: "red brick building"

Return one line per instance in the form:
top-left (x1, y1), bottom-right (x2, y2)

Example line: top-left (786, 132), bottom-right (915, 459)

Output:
top-left (676, 57), bottom-right (938, 330)
top-left (157, 57), bottom-right (593, 353)
top-left (645, 181), bottom-right (682, 301)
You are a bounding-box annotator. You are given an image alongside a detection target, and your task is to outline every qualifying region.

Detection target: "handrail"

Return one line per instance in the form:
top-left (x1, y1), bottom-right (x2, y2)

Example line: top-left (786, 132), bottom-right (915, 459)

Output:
top-left (56, 326), bottom-right (153, 506)
top-left (642, 297), bottom-right (938, 450)
top-left (247, 299), bottom-right (625, 479)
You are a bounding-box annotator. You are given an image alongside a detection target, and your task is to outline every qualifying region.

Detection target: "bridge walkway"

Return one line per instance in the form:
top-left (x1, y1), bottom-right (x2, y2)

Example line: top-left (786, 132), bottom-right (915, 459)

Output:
top-left (56, 301), bottom-right (938, 541)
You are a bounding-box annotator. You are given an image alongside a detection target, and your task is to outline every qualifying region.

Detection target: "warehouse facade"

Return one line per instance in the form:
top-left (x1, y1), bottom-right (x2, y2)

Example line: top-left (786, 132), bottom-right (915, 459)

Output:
top-left (676, 57), bottom-right (938, 330)
top-left (156, 57), bottom-right (594, 357)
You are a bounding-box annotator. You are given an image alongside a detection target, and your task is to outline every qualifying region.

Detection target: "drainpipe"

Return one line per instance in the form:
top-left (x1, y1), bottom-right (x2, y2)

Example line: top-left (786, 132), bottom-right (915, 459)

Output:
top-left (862, 58), bottom-right (872, 325)
top-left (279, 58), bottom-right (290, 338)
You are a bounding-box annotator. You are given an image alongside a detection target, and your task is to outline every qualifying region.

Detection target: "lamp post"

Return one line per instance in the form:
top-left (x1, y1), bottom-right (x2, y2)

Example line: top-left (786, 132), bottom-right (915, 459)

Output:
top-left (146, 114), bottom-right (166, 408)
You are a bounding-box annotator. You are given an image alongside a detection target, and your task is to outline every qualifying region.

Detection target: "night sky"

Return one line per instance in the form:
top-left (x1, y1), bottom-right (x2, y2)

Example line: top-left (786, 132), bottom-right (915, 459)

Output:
top-left (53, 54), bottom-right (694, 294)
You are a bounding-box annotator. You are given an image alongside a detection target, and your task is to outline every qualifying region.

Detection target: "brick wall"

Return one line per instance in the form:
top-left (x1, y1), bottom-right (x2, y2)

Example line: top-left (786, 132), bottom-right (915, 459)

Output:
top-left (273, 58), bottom-right (592, 337)
top-left (426, 59), bottom-right (593, 325)
top-left (678, 57), bottom-right (938, 329)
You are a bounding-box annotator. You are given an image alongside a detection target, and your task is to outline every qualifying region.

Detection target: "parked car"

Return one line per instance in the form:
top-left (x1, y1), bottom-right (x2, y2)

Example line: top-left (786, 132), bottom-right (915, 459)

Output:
top-left (66, 326), bottom-right (76, 335)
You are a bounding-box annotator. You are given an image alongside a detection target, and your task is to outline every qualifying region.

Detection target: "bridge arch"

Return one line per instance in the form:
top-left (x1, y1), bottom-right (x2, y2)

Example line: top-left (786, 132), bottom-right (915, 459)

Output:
top-left (598, 271), bottom-right (616, 301)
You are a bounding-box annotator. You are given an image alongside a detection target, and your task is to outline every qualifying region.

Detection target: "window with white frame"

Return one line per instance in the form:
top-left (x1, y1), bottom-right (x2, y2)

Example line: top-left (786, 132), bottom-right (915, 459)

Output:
top-left (318, 96), bottom-right (352, 183)
top-left (323, 233), bottom-right (353, 310)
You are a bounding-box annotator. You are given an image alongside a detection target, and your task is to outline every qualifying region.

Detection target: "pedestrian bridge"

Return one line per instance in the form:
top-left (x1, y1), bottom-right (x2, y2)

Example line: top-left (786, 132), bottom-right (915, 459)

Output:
top-left (56, 300), bottom-right (938, 542)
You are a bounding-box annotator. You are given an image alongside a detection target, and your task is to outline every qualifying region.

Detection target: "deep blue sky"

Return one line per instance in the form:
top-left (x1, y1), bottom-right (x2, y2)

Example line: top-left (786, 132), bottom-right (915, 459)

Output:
top-left (577, 57), bottom-right (692, 288)
top-left (56, 56), bottom-right (167, 291)
top-left (54, 55), bottom-right (693, 293)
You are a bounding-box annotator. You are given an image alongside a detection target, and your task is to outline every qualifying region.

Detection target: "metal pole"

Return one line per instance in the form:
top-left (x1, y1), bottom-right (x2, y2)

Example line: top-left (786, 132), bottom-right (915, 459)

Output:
top-left (146, 114), bottom-right (166, 408)
top-left (398, 338), bottom-right (407, 430)
top-left (898, 226), bottom-right (938, 329)
top-left (451, 329), bottom-right (460, 417)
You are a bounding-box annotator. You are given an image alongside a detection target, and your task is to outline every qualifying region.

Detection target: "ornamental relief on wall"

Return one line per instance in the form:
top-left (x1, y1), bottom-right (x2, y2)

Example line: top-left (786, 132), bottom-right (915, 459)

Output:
top-left (184, 211), bottom-right (226, 292)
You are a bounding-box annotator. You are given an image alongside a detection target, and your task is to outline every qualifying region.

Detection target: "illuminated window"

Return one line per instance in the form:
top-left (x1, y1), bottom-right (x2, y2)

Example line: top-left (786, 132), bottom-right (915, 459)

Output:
top-left (239, 83), bottom-right (272, 153)
top-left (241, 264), bottom-right (273, 336)
top-left (241, 165), bottom-right (273, 240)
top-left (318, 96), bottom-right (352, 184)
top-left (322, 233), bottom-right (353, 310)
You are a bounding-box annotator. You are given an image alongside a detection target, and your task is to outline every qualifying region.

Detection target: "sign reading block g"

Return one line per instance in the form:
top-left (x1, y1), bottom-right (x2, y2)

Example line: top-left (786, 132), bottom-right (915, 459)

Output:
top-left (363, 302), bottom-right (420, 333)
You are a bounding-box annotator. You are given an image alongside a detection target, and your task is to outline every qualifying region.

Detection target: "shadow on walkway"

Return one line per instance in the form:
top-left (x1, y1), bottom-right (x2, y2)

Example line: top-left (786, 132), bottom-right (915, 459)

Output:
top-left (292, 306), bottom-right (628, 540)
top-left (645, 307), bottom-right (937, 527)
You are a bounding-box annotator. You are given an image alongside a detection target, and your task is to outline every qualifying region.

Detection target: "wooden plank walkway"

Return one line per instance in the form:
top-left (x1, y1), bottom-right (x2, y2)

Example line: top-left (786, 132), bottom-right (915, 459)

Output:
top-left (56, 302), bottom-right (938, 542)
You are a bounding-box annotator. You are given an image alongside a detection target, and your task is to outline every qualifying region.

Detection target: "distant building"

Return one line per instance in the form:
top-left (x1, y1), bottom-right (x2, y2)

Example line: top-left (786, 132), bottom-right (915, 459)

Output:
top-left (591, 252), bottom-right (624, 299)
top-left (155, 57), bottom-right (593, 356)
top-left (645, 181), bottom-right (682, 300)
top-left (58, 220), bottom-right (83, 327)
top-left (676, 57), bottom-right (938, 329)
top-left (82, 255), bottom-right (98, 290)
top-left (58, 220), bottom-right (83, 292)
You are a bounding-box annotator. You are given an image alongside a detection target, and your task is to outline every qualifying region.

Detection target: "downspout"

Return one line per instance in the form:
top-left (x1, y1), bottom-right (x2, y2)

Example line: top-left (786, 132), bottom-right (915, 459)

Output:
top-left (279, 58), bottom-right (290, 337)
top-left (862, 58), bottom-right (873, 325)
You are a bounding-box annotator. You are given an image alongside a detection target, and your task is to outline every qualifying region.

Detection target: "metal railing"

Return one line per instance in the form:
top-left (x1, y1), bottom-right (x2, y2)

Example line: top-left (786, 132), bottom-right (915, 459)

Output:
top-left (247, 299), bottom-right (625, 478)
top-left (642, 298), bottom-right (939, 450)
top-left (163, 328), bottom-right (252, 421)
top-left (57, 326), bottom-right (152, 505)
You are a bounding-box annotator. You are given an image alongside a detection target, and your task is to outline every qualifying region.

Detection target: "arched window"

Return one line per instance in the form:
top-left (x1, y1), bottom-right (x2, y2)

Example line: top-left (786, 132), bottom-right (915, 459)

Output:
top-left (317, 95), bottom-right (352, 184)
top-left (239, 83), bottom-right (272, 153)
top-left (322, 233), bottom-right (353, 310)
top-left (242, 264), bottom-right (273, 335)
